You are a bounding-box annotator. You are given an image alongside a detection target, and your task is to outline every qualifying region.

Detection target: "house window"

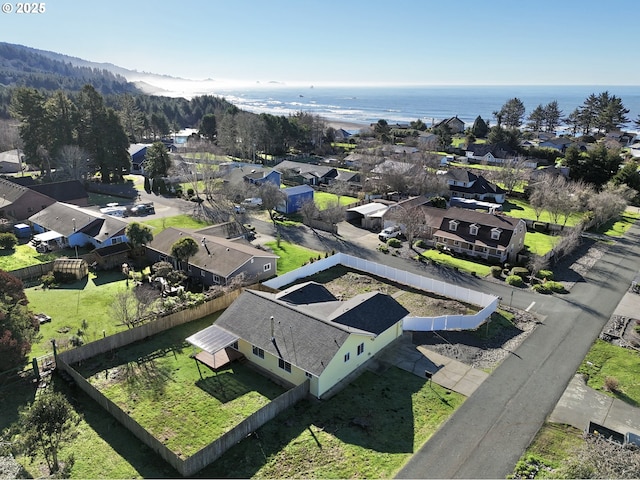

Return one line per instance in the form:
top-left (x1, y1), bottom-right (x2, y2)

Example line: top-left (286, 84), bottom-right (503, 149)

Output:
top-left (263, 263), bottom-right (271, 272)
top-left (231, 341), bottom-right (238, 350)
top-left (252, 346), bottom-right (264, 359)
top-left (187, 264), bottom-right (192, 272)
top-left (344, 352), bottom-right (350, 362)
top-left (200, 270), bottom-right (206, 277)
top-left (357, 343), bottom-right (365, 356)
top-left (305, 372), bottom-right (313, 379)
top-left (491, 228), bottom-right (502, 240)
top-left (469, 224), bottom-right (478, 235)
top-left (449, 220), bottom-right (458, 231)
top-left (212, 274), bottom-right (220, 284)
top-left (453, 240), bottom-right (460, 247)
top-left (278, 358), bottom-right (291, 373)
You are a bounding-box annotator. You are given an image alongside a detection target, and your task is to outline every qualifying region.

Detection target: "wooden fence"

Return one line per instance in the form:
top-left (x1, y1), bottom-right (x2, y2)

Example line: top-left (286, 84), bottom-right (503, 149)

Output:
top-left (55, 288), bottom-right (308, 476)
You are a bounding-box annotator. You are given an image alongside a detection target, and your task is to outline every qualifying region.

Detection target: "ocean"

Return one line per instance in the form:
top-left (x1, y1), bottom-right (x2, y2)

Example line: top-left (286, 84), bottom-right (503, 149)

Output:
top-left (210, 85), bottom-right (640, 132)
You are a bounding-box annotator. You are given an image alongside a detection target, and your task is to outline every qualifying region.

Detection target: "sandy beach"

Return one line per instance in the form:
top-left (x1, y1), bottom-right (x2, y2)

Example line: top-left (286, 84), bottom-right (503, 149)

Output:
top-left (325, 119), bottom-right (369, 132)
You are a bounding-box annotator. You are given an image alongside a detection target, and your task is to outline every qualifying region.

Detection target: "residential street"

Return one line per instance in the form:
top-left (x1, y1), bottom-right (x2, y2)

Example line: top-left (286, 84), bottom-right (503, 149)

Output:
top-left (249, 216), bottom-right (640, 478)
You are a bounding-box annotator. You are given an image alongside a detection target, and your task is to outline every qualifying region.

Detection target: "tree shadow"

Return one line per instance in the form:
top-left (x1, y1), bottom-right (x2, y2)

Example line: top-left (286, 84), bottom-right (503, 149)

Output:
top-left (195, 363), bottom-right (285, 404)
top-left (91, 271), bottom-right (128, 286)
top-left (121, 358), bottom-right (173, 401)
top-left (197, 368), bottom-right (427, 479)
top-left (55, 276), bottom-right (89, 291)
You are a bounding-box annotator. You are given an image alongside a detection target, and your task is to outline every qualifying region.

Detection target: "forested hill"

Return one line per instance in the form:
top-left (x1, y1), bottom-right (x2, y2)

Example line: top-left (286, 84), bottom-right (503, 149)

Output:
top-left (0, 42), bottom-right (139, 96)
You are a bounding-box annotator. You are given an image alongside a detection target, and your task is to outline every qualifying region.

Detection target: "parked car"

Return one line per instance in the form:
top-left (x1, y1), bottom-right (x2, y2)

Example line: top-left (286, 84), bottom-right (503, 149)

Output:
top-left (241, 197), bottom-right (263, 208)
top-left (130, 203), bottom-right (155, 216)
top-left (234, 205), bottom-right (246, 214)
top-left (378, 225), bottom-right (402, 242)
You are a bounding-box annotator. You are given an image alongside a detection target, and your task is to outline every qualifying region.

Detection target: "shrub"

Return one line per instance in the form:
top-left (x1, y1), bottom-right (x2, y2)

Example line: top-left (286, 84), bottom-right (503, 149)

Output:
top-left (505, 275), bottom-right (524, 287)
top-left (187, 187), bottom-right (195, 196)
top-left (0, 232), bottom-right (17, 250)
top-left (414, 239), bottom-right (428, 249)
top-left (490, 265), bottom-right (503, 278)
top-left (41, 272), bottom-right (56, 288)
top-left (532, 283), bottom-right (551, 294)
top-left (53, 271), bottom-right (77, 284)
top-left (510, 267), bottom-right (530, 279)
top-left (535, 269), bottom-right (554, 280)
top-left (387, 238), bottom-right (402, 248)
top-left (604, 376), bottom-right (620, 392)
top-left (545, 281), bottom-right (566, 293)
top-left (377, 244), bottom-right (389, 254)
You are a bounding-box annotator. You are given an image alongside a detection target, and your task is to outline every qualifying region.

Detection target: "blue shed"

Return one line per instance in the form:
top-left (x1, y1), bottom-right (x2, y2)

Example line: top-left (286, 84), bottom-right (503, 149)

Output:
top-left (277, 185), bottom-right (314, 214)
top-left (13, 223), bottom-right (31, 238)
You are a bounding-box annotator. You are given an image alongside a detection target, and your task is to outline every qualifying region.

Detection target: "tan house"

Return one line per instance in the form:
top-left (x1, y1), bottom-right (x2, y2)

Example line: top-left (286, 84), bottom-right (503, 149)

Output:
top-left (187, 282), bottom-right (409, 399)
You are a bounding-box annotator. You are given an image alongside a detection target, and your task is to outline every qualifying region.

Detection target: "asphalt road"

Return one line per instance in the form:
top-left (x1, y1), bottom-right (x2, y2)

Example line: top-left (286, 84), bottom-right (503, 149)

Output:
top-left (250, 216), bottom-right (640, 478)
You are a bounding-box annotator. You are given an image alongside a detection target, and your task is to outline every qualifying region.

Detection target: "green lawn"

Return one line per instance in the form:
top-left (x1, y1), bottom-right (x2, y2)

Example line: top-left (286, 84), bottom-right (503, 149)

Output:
top-left (593, 211), bottom-right (640, 237)
top-left (0, 244), bottom-right (56, 271)
top-left (502, 199), bottom-right (585, 227)
top-left (314, 190), bottom-right (358, 210)
top-left (524, 231), bottom-right (560, 256)
top-left (418, 249), bottom-right (492, 277)
top-left (25, 271), bottom-right (135, 358)
top-left (76, 314), bottom-right (286, 458)
top-left (577, 339), bottom-right (640, 406)
top-left (264, 240), bottom-right (323, 275)
top-left (200, 367), bottom-right (464, 479)
top-left (142, 214), bottom-right (211, 234)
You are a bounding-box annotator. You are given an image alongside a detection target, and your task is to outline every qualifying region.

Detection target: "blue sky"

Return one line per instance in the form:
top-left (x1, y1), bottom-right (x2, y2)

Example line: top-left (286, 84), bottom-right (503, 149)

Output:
top-left (2, 0), bottom-right (638, 86)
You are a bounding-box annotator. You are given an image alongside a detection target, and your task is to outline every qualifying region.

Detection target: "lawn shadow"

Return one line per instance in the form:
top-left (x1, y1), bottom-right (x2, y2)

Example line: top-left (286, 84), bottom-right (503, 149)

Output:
top-left (197, 368), bottom-right (422, 479)
top-left (195, 363), bottom-right (285, 404)
top-left (55, 377), bottom-right (180, 479)
top-left (121, 358), bottom-right (173, 401)
top-left (91, 271), bottom-right (127, 286)
top-left (55, 276), bottom-right (89, 291)
top-left (501, 201), bottom-right (525, 213)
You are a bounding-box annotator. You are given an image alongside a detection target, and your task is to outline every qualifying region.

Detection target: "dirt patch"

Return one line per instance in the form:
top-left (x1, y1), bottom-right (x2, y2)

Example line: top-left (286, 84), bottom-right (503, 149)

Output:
top-left (305, 267), bottom-right (481, 317)
top-left (413, 307), bottom-right (540, 370)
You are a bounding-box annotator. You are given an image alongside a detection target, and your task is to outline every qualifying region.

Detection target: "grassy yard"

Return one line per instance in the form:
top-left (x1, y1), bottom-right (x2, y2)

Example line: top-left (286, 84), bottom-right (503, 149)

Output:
top-left (75, 314), bottom-right (286, 459)
top-left (314, 190), bottom-right (358, 210)
top-left (592, 210), bottom-right (640, 237)
top-left (524, 231), bottom-right (559, 256)
top-left (264, 240), bottom-right (324, 275)
top-left (577, 339), bottom-right (640, 407)
top-left (199, 367), bottom-right (464, 479)
top-left (501, 199), bottom-right (585, 227)
top-left (25, 271), bottom-right (134, 358)
top-left (0, 243), bottom-right (56, 271)
top-left (417, 249), bottom-right (492, 277)
top-left (142, 214), bottom-right (211, 234)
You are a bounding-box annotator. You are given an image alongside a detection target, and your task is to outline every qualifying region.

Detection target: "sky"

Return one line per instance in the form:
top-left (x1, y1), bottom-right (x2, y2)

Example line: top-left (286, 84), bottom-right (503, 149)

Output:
top-left (2, 0), bottom-right (639, 87)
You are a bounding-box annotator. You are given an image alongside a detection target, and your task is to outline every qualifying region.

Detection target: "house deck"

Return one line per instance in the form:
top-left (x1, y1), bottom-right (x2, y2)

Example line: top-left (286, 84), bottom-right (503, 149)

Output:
top-left (194, 348), bottom-right (244, 371)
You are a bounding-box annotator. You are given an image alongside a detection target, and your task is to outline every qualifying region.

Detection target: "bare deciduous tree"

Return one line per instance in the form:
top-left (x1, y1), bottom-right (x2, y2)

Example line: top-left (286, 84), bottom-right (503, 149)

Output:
top-left (559, 434), bottom-right (640, 479)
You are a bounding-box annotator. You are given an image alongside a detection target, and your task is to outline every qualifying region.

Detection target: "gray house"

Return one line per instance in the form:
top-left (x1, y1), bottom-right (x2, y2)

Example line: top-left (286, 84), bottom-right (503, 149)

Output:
top-left (145, 227), bottom-right (279, 287)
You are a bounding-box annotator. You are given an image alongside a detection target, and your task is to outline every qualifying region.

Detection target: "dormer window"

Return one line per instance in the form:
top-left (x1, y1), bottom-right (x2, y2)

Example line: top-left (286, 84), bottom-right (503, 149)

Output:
top-left (491, 228), bottom-right (502, 240)
top-left (469, 224), bottom-right (479, 236)
top-left (449, 220), bottom-right (459, 232)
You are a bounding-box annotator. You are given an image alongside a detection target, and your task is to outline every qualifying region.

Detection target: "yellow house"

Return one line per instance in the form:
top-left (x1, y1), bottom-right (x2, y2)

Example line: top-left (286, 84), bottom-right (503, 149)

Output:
top-left (187, 282), bottom-right (409, 399)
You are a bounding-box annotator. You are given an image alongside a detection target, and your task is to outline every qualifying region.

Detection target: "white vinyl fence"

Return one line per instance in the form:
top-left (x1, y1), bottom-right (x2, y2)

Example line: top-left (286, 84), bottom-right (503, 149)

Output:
top-left (264, 253), bottom-right (499, 332)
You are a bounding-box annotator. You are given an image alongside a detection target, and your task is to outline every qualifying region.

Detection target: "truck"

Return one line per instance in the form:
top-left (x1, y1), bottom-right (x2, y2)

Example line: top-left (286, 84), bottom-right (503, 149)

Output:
top-left (378, 225), bottom-right (402, 242)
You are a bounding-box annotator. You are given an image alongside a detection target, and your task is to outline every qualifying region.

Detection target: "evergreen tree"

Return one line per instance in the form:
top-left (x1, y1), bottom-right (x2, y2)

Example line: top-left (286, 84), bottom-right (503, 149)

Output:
top-left (143, 142), bottom-right (171, 178)
top-left (527, 105), bottom-right (545, 131)
top-left (471, 115), bottom-right (488, 138)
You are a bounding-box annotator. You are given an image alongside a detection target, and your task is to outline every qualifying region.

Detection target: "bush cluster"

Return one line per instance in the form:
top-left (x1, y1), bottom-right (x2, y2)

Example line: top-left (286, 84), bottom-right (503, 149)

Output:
top-left (0, 232), bottom-right (17, 250)
top-left (490, 265), bottom-right (503, 278)
top-left (535, 269), bottom-right (554, 280)
top-left (510, 267), bottom-right (530, 279)
top-left (505, 275), bottom-right (524, 287)
top-left (387, 238), bottom-right (402, 248)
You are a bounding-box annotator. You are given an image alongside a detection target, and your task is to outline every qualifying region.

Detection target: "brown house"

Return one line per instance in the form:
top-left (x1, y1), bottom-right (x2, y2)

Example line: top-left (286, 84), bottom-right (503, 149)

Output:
top-left (385, 201), bottom-right (526, 263)
top-left (0, 178), bottom-right (56, 221)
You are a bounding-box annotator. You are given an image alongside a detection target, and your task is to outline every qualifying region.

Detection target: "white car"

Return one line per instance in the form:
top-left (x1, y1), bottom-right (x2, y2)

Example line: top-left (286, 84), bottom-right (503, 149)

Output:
top-left (378, 225), bottom-right (402, 242)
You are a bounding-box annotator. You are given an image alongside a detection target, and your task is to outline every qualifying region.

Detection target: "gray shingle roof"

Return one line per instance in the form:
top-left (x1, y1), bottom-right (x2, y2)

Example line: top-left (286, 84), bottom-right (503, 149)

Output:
top-left (147, 228), bottom-right (278, 278)
top-left (214, 285), bottom-right (408, 376)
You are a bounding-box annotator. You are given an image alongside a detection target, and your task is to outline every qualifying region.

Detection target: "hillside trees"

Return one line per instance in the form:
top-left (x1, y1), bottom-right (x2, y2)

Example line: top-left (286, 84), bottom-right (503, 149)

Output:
top-left (11, 84), bottom-right (130, 182)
